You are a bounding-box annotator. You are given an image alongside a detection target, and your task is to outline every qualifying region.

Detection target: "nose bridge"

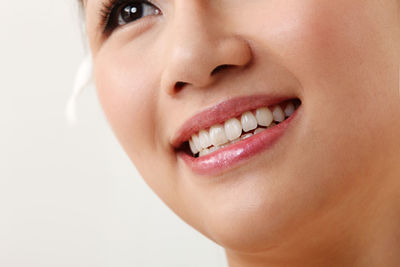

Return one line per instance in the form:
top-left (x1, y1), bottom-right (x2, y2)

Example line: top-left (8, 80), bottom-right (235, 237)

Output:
top-left (167, 4), bottom-right (218, 85)
top-left (172, 3), bottom-right (214, 56)
top-left (161, 2), bottom-right (252, 94)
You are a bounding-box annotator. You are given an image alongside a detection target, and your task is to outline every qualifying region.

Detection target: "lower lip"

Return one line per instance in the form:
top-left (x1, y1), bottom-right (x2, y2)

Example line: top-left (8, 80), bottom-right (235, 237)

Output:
top-left (178, 106), bottom-right (301, 176)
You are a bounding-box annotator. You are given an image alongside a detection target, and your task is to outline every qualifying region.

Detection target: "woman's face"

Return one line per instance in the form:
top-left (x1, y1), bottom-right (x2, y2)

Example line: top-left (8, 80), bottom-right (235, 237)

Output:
top-left (85, 0), bottom-right (400, 256)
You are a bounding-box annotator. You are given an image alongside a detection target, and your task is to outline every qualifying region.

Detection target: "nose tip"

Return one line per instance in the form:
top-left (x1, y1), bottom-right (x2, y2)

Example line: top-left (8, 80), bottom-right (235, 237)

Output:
top-left (161, 31), bottom-right (253, 95)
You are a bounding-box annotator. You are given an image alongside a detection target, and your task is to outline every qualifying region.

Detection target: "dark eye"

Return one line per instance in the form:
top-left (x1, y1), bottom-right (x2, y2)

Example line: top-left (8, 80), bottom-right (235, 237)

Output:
top-left (103, 1), bottom-right (161, 34)
top-left (118, 2), bottom-right (159, 25)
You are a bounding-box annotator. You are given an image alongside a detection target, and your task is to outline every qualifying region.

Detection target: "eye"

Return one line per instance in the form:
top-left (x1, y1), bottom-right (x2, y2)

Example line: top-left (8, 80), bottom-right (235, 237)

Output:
top-left (102, 0), bottom-right (161, 34)
top-left (117, 2), bottom-right (160, 25)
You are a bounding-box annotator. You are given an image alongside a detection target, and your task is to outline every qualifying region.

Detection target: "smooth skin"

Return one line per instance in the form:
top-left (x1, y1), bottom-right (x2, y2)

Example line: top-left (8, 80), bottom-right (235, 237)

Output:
top-left (83, 0), bottom-right (400, 266)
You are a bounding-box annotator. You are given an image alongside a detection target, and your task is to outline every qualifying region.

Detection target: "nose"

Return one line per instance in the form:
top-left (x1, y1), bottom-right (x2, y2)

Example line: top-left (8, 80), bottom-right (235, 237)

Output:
top-left (161, 3), bottom-right (252, 95)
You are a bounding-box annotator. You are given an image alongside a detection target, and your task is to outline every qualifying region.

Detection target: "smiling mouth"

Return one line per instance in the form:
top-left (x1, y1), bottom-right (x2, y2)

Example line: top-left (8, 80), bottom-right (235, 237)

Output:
top-left (176, 98), bottom-right (301, 158)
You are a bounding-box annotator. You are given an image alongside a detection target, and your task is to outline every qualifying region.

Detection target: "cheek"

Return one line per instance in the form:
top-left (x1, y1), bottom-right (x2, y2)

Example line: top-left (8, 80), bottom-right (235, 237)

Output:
top-left (273, 2), bottom-right (399, 162)
top-left (93, 48), bottom-right (167, 177)
top-left (246, 0), bottom-right (395, 88)
top-left (248, 0), bottom-right (398, 141)
top-left (93, 45), bottom-right (183, 210)
top-left (268, 0), bottom-right (400, 214)
top-left (94, 53), bottom-right (154, 148)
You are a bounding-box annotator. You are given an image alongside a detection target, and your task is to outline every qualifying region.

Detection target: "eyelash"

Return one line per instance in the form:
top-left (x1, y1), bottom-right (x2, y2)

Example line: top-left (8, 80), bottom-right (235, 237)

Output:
top-left (100, 0), bottom-right (160, 35)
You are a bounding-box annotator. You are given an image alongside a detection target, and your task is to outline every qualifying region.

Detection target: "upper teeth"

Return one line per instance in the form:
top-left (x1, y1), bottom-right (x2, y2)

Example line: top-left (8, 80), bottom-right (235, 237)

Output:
top-left (188, 101), bottom-right (298, 156)
top-left (224, 118), bottom-right (242, 141)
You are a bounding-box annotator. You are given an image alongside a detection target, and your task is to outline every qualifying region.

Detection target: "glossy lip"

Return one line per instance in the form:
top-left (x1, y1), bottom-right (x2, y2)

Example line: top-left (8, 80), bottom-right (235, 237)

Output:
top-left (177, 105), bottom-right (301, 176)
top-left (171, 94), bottom-right (295, 148)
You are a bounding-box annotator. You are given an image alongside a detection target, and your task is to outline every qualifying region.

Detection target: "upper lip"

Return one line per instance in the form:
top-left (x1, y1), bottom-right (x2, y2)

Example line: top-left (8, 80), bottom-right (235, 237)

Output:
top-left (171, 94), bottom-right (296, 148)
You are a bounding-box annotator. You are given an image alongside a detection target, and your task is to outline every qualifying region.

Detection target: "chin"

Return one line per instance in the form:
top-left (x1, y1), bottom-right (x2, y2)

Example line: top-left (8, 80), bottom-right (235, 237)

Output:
top-left (179, 162), bottom-right (323, 254)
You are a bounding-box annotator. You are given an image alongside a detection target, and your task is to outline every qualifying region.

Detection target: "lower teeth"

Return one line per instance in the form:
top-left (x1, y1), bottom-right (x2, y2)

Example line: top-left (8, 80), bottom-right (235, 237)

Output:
top-left (195, 125), bottom-right (272, 157)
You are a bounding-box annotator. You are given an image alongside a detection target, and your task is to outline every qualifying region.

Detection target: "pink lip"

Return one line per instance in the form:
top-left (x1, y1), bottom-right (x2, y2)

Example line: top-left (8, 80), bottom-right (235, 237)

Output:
top-left (171, 94), bottom-right (295, 148)
top-left (178, 107), bottom-right (300, 176)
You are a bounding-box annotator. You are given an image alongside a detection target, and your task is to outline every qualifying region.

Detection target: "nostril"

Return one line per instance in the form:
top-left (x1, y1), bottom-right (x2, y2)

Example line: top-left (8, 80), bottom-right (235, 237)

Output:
top-left (174, 81), bottom-right (186, 92)
top-left (172, 64), bottom-right (233, 93)
top-left (211, 64), bottom-right (233, 76)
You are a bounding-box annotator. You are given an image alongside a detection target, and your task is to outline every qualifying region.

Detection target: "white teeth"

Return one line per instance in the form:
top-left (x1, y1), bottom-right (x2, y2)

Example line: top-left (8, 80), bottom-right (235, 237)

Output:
top-left (189, 139), bottom-right (199, 155)
top-left (199, 148), bottom-right (210, 157)
top-left (241, 133), bottom-right (253, 140)
top-left (284, 102), bottom-right (295, 117)
top-left (188, 100), bottom-right (300, 157)
top-left (198, 130), bottom-right (212, 149)
top-left (191, 134), bottom-right (201, 152)
top-left (199, 146), bottom-right (218, 157)
top-left (230, 138), bottom-right (240, 145)
top-left (241, 111), bottom-right (258, 132)
top-left (224, 118), bottom-right (242, 141)
top-left (209, 124), bottom-right (228, 146)
top-left (255, 107), bottom-right (273, 127)
top-left (272, 105), bottom-right (285, 122)
top-left (209, 146), bottom-right (218, 153)
top-left (254, 127), bottom-right (266, 135)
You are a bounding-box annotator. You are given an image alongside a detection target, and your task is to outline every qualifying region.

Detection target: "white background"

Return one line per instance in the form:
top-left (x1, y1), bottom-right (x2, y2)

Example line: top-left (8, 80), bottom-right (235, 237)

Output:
top-left (0, 1), bottom-right (227, 266)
